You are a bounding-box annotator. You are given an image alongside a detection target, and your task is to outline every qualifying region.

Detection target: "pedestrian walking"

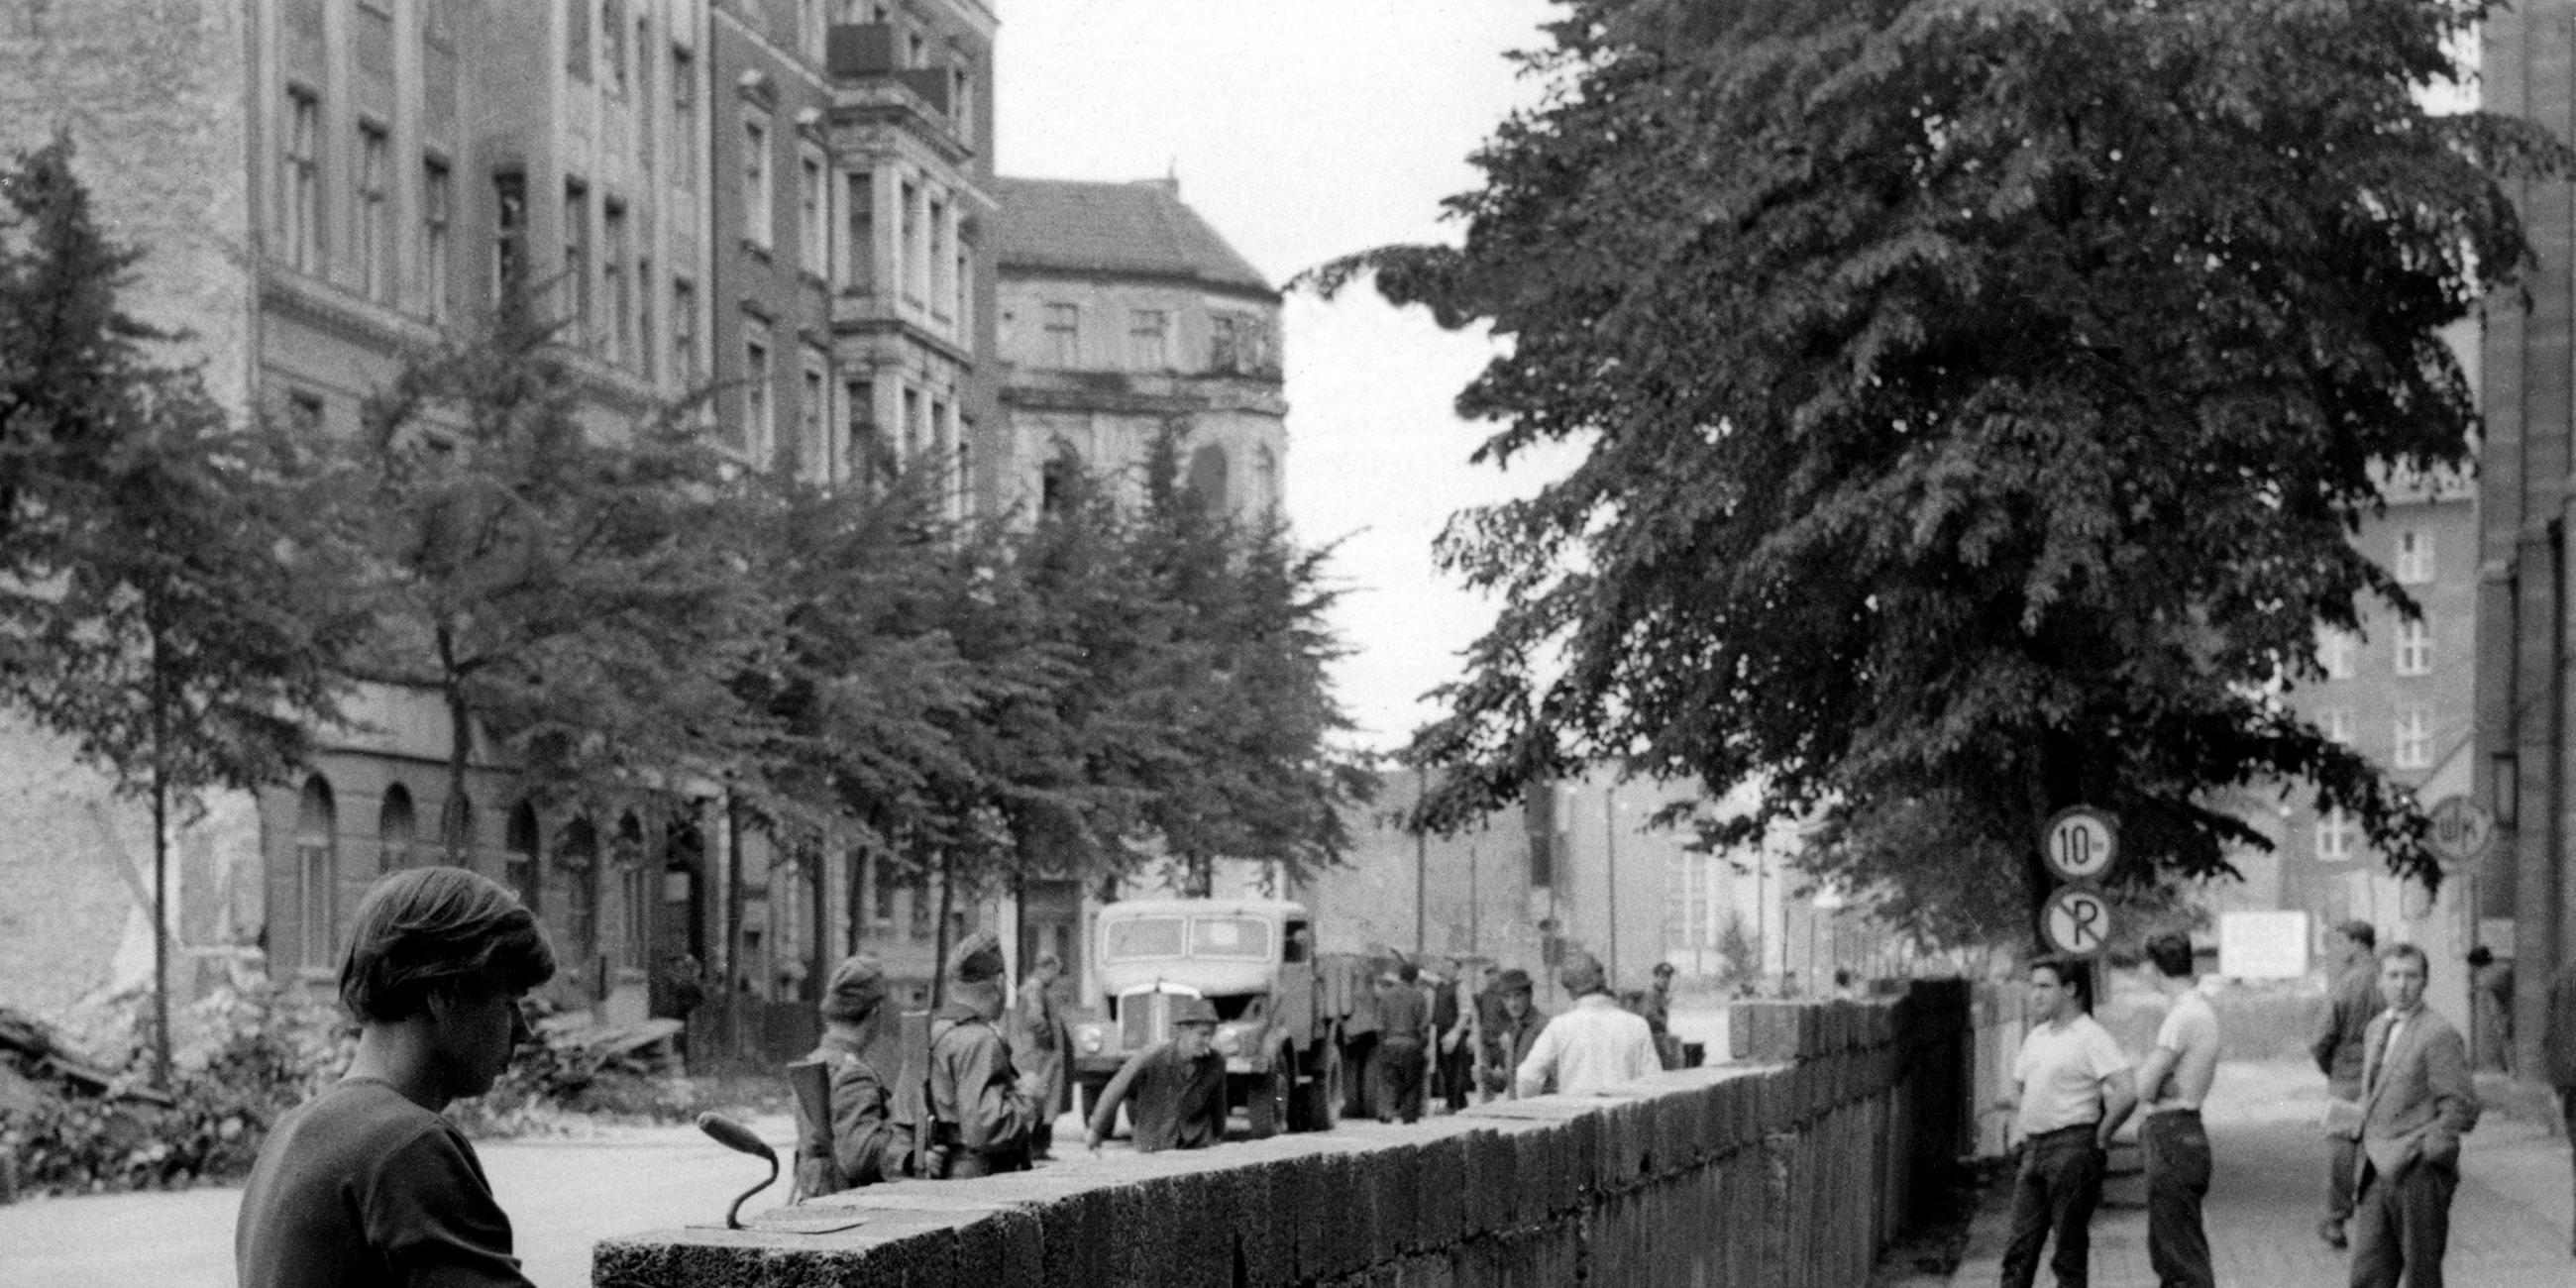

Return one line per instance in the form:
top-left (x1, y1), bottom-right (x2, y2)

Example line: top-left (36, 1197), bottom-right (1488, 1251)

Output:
top-left (1515, 950), bottom-right (1660, 1098)
top-left (2133, 932), bottom-right (2221, 1288)
top-left (2544, 951), bottom-right (2576, 1256)
top-left (2312, 918), bottom-right (2381, 1251)
top-left (2347, 943), bottom-right (2481, 1288)
top-left (1430, 964), bottom-right (1474, 1113)
top-left (1479, 968), bottom-right (1548, 1099)
top-left (1004, 952), bottom-right (1070, 1160)
top-left (925, 930), bottom-right (1043, 1178)
top-left (236, 867), bottom-right (556, 1288)
top-left (1083, 996), bottom-right (1227, 1152)
top-left (1996, 955), bottom-right (2137, 1288)
top-left (2466, 946), bottom-right (2514, 1074)
top-left (788, 953), bottom-right (915, 1196)
top-left (1371, 962), bottom-right (1433, 1123)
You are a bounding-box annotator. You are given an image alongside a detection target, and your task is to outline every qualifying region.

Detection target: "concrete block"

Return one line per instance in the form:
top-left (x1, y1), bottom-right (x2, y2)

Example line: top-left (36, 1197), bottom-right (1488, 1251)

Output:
top-left (1369, 1140), bottom-right (1423, 1258)
top-left (1037, 1186), bottom-right (1112, 1286)
top-left (951, 1209), bottom-right (1041, 1288)
top-left (1415, 1130), bottom-right (1469, 1251)
top-left (1209, 1156), bottom-right (1291, 1287)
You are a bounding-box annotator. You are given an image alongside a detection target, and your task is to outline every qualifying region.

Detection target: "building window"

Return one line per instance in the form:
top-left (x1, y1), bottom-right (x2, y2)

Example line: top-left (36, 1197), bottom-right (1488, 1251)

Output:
top-left (671, 47), bottom-right (697, 187)
top-left (801, 0), bottom-right (824, 61)
top-left (950, 59), bottom-right (972, 137)
top-left (800, 152), bottom-right (826, 276)
top-left (2317, 627), bottom-right (2356, 681)
top-left (671, 277), bottom-right (698, 387)
top-left (901, 385), bottom-right (922, 462)
top-left (1043, 302), bottom-right (1079, 366)
top-left (2394, 705), bottom-right (2433, 770)
top-left (559, 818), bottom-right (599, 960)
top-left (493, 170), bottom-right (528, 297)
top-left (293, 777), bottom-right (338, 969)
top-left (847, 378), bottom-right (879, 484)
top-left (2318, 706), bottom-right (2352, 745)
top-left (604, 200), bottom-right (631, 367)
top-left (1128, 309), bottom-right (1170, 370)
top-left (2395, 619), bottom-right (2431, 676)
top-left (2313, 807), bottom-right (2358, 863)
top-left (377, 784), bottom-right (415, 874)
top-left (743, 327), bottom-right (773, 459)
top-left (742, 116), bottom-right (773, 250)
top-left (954, 236), bottom-right (971, 333)
top-left (283, 86), bottom-right (323, 272)
top-left (928, 195), bottom-right (950, 318)
top-left (564, 180), bottom-right (590, 346)
top-left (505, 803), bottom-right (544, 915)
top-left (601, 0), bottom-right (627, 93)
top-left (843, 171), bottom-right (874, 291)
top-left (900, 179), bottom-right (921, 301)
top-left (421, 158), bottom-right (452, 323)
top-left (801, 355), bottom-right (828, 482)
top-left (356, 123), bottom-right (390, 300)
top-left (2396, 529), bottom-right (2433, 585)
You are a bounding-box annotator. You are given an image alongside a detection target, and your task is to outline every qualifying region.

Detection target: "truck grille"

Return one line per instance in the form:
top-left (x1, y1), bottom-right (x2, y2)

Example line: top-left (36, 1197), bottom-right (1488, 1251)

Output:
top-left (1121, 993), bottom-right (1170, 1050)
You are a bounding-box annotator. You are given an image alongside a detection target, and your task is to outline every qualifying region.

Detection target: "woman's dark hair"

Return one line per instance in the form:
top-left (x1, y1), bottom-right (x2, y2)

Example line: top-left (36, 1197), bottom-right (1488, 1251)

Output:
top-left (339, 866), bottom-right (556, 1023)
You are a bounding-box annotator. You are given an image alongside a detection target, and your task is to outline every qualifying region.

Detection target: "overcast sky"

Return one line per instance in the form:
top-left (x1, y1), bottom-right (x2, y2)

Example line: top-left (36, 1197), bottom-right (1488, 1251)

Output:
top-left (995, 0), bottom-right (1580, 752)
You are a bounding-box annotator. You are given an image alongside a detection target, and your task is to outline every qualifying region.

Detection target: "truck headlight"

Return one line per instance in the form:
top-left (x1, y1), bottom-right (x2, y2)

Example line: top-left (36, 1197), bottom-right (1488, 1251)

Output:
top-left (1213, 1023), bottom-right (1242, 1057)
top-left (1078, 1025), bottom-right (1103, 1054)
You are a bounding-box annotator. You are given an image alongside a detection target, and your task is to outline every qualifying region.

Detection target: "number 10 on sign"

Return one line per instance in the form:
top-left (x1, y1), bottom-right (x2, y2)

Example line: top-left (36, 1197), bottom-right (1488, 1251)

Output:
top-left (2043, 806), bottom-right (2118, 882)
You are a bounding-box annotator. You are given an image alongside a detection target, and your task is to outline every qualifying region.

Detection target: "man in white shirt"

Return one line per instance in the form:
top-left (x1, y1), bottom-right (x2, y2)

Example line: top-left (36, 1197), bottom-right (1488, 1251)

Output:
top-left (1515, 950), bottom-right (1661, 1097)
top-left (1997, 956), bottom-right (2137, 1288)
top-left (2134, 932), bottom-right (2221, 1288)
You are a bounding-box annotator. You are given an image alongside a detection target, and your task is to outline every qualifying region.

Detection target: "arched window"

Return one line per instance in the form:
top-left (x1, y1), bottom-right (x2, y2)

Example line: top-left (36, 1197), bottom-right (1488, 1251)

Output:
top-left (615, 813), bottom-right (651, 970)
top-left (376, 784), bottom-right (416, 874)
top-left (504, 802), bottom-right (542, 914)
top-left (1255, 445), bottom-right (1280, 513)
top-left (293, 777), bottom-right (338, 969)
top-left (1186, 443), bottom-right (1230, 511)
top-left (440, 793), bottom-right (476, 866)
top-left (559, 817), bottom-right (599, 961)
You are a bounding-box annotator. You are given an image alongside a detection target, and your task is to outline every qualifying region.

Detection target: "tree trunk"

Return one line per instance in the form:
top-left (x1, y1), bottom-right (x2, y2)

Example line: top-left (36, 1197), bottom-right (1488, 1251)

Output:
top-left (809, 839), bottom-right (830, 1005)
top-left (929, 850), bottom-right (956, 1010)
top-left (148, 613), bottom-right (171, 1091)
top-left (722, 792), bottom-right (746, 1060)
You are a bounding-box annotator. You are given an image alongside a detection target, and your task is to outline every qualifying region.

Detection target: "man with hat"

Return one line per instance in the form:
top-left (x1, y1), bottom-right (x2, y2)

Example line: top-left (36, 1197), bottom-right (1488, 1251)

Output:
top-left (927, 929), bottom-right (1042, 1177)
top-left (1083, 995), bottom-right (1229, 1153)
top-left (2312, 919), bottom-right (2381, 1249)
top-left (1479, 968), bottom-right (1550, 1100)
top-left (789, 953), bottom-right (914, 1196)
top-left (1372, 961), bottom-right (1435, 1123)
top-left (1516, 950), bottom-right (1661, 1097)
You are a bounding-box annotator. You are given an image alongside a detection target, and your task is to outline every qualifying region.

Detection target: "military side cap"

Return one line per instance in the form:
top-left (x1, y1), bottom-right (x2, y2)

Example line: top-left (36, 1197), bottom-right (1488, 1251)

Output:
top-left (948, 928), bottom-right (1007, 983)
top-left (1170, 996), bottom-right (1219, 1026)
top-left (820, 952), bottom-right (888, 1022)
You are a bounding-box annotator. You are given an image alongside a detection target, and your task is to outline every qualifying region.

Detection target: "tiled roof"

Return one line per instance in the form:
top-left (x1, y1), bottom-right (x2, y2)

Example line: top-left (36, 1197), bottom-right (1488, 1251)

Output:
top-left (992, 176), bottom-right (1275, 296)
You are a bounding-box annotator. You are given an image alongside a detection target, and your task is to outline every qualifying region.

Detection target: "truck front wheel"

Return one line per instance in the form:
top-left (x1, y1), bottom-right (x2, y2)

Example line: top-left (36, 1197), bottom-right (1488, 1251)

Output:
top-left (1246, 1051), bottom-right (1294, 1138)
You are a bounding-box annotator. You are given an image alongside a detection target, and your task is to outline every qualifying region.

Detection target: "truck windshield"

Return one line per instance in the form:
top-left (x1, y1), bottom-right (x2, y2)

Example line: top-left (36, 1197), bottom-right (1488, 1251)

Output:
top-left (1191, 916), bottom-right (1273, 960)
top-left (1104, 917), bottom-right (1186, 961)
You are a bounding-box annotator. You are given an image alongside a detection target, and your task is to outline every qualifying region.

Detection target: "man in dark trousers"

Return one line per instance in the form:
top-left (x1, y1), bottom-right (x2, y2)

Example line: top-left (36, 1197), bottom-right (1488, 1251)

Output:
top-left (926, 930), bottom-right (1042, 1177)
top-left (1479, 968), bottom-right (1549, 1099)
top-left (2544, 950), bottom-right (2576, 1255)
top-left (1996, 956), bottom-right (2136, 1288)
top-left (236, 867), bottom-right (556, 1288)
top-left (2348, 943), bottom-right (2480, 1288)
top-left (789, 953), bottom-right (914, 1196)
top-left (2133, 932), bottom-right (2221, 1288)
top-left (1372, 961), bottom-right (1434, 1122)
top-left (2313, 919), bottom-right (2381, 1250)
top-left (1083, 996), bottom-right (1227, 1152)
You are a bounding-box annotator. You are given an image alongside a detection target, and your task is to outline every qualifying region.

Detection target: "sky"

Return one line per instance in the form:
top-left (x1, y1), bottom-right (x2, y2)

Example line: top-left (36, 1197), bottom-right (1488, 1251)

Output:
top-left (995, 0), bottom-right (1579, 752)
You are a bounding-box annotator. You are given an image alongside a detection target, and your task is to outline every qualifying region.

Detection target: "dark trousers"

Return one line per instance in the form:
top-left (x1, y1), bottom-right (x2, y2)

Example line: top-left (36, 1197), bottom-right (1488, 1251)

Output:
top-left (2001, 1126), bottom-right (2105, 1288)
top-left (2326, 1129), bottom-right (2361, 1223)
top-left (1438, 1043), bottom-right (1471, 1111)
top-left (1376, 1037), bottom-right (1426, 1123)
top-left (2348, 1157), bottom-right (2456, 1288)
top-left (2142, 1112), bottom-right (2214, 1288)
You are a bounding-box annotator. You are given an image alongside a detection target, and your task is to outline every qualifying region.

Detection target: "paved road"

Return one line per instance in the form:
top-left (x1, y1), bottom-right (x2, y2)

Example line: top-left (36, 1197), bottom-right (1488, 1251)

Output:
top-left (1945, 1058), bottom-right (2574, 1286)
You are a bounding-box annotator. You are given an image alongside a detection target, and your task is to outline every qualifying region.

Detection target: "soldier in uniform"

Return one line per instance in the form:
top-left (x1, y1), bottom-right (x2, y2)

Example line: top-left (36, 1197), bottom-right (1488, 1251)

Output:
top-left (926, 929), bottom-right (1042, 1178)
top-left (789, 953), bottom-right (913, 1196)
top-left (1083, 996), bottom-right (1228, 1152)
top-left (1005, 951), bottom-right (1071, 1160)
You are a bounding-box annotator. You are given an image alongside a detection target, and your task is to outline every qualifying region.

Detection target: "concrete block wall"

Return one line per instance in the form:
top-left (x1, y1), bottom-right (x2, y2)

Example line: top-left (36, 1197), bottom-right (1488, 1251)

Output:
top-left (592, 980), bottom-right (1974, 1287)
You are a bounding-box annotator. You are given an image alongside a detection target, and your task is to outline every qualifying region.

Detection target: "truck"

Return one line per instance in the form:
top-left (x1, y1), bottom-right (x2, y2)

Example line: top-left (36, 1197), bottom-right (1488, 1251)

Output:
top-left (1068, 897), bottom-right (1369, 1136)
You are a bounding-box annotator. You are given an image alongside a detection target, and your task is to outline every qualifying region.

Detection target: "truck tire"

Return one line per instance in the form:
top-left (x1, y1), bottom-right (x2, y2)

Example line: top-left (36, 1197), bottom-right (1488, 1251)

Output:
top-left (1292, 1041), bottom-right (1342, 1131)
top-left (1247, 1050), bottom-right (1294, 1138)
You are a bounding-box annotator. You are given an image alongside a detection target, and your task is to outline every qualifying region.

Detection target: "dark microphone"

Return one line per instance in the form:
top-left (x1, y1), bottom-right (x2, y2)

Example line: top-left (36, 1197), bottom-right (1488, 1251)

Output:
top-left (698, 1113), bottom-right (778, 1228)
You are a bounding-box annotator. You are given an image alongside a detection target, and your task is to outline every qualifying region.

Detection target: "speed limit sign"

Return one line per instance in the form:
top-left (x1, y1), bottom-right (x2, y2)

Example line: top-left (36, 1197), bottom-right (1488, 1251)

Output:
top-left (2042, 806), bottom-right (2119, 882)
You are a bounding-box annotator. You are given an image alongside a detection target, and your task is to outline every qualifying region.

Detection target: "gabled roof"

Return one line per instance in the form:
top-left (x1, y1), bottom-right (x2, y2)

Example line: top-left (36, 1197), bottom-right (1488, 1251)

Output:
top-left (992, 176), bottom-right (1275, 297)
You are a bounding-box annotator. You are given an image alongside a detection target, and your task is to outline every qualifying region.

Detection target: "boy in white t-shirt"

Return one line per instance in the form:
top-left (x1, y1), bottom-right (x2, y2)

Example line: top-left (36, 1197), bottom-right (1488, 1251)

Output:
top-left (1996, 956), bottom-right (2137, 1288)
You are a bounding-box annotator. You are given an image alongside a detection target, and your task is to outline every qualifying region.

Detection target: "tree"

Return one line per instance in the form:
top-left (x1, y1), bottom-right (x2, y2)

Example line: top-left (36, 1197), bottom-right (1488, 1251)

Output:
top-left (307, 303), bottom-right (770, 846)
top-left (0, 136), bottom-right (362, 1082)
top-left (1306, 0), bottom-right (2565, 940)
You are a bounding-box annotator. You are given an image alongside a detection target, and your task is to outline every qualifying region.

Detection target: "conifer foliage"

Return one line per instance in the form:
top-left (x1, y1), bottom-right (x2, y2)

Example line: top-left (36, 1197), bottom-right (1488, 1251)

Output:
top-left (1308, 0), bottom-right (2565, 939)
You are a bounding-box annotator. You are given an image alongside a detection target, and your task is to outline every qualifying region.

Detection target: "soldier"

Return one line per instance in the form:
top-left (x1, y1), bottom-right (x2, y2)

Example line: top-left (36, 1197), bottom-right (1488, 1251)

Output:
top-left (926, 930), bottom-right (1043, 1177)
top-left (1083, 996), bottom-right (1227, 1152)
top-left (787, 953), bottom-right (914, 1197)
top-left (1005, 952), bottom-right (1070, 1160)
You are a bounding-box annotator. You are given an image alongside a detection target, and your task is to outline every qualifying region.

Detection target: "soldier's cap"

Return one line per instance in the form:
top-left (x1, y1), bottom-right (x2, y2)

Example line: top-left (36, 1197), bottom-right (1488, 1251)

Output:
top-left (1496, 968), bottom-right (1534, 996)
top-left (1558, 950), bottom-right (1607, 996)
top-left (820, 953), bottom-right (887, 1022)
top-left (1170, 996), bottom-right (1219, 1027)
top-left (948, 928), bottom-right (1007, 984)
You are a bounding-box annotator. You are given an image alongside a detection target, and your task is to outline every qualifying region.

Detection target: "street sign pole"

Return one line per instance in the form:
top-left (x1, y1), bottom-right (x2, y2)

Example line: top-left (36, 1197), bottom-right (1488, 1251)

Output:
top-left (2038, 806), bottom-right (2120, 978)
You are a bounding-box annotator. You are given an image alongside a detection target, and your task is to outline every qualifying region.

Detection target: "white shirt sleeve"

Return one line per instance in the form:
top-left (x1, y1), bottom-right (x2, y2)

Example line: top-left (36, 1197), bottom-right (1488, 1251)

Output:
top-left (1515, 1018), bottom-right (1563, 1098)
top-left (1623, 1018), bottom-right (1661, 1081)
top-left (2085, 1022), bottom-right (2134, 1080)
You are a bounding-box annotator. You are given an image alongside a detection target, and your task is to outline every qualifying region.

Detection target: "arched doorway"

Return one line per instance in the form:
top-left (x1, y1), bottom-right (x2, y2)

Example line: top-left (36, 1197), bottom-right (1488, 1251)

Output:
top-left (291, 776), bottom-right (338, 971)
top-left (376, 784), bottom-right (415, 874)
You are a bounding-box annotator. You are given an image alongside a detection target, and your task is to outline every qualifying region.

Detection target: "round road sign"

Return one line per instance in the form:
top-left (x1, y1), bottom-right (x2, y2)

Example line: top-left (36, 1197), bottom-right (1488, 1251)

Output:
top-left (2042, 887), bottom-right (2113, 956)
top-left (2423, 797), bottom-right (2496, 869)
top-left (2042, 806), bottom-right (2119, 883)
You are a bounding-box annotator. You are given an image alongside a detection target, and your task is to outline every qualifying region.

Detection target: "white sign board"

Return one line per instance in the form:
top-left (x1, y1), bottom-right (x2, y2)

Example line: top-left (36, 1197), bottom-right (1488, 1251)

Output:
top-left (2042, 806), bottom-right (2118, 882)
top-left (2042, 887), bottom-right (2112, 955)
top-left (2218, 910), bottom-right (2310, 980)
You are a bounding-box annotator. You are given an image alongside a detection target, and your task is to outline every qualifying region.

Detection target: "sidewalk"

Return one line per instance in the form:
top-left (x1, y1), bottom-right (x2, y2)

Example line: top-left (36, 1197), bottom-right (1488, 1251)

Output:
top-left (1945, 1059), bottom-right (2572, 1286)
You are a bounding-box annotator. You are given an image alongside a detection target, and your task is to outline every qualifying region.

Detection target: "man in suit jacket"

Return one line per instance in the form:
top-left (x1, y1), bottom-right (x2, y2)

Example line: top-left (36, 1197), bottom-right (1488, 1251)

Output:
top-left (2542, 952), bottom-right (2576, 1255)
top-left (2347, 942), bottom-right (2481, 1288)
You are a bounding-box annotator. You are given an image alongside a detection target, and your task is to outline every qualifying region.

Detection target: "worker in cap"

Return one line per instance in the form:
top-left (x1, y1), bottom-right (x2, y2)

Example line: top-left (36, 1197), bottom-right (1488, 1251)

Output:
top-left (1479, 967), bottom-right (1551, 1100)
top-left (1517, 949), bottom-right (1660, 1098)
top-left (1086, 995), bottom-right (1228, 1153)
top-left (789, 953), bottom-right (915, 1195)
top-left (925, 928), bottom-right (1041, 1177)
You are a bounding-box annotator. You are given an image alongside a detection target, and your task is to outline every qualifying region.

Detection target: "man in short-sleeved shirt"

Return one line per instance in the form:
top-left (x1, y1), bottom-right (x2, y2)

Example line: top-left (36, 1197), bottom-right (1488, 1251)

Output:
top-left (1999, 957), bottom-right (2137, 1288)
top-left (2133, 933), bottom-right (2221, 1288)
top-left (1516, 951), bottom-right (1661, 1098)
